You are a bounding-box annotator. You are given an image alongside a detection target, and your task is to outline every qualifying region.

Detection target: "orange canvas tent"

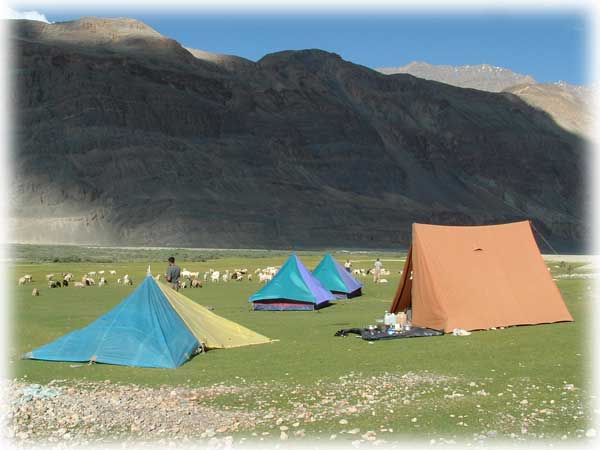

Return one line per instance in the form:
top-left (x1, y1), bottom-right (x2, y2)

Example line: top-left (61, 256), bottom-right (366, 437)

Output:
top-left (390, 221), bottom-right (573, 332)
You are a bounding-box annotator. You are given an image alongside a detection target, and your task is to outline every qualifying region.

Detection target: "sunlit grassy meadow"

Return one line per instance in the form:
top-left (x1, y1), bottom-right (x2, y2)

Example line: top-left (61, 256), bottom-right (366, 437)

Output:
top-left (7, 245), bottom-right (593, 442)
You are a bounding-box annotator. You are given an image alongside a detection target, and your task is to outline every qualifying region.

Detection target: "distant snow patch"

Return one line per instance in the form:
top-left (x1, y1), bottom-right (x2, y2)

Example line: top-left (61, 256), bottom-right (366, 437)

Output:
top-left (3, 8), bottom-right (51, 23)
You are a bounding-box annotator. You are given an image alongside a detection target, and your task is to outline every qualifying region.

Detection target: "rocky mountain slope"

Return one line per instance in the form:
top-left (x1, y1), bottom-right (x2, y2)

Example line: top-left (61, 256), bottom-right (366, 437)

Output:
top-left (377, 61), bottom-right (537, 92)
top-left (10, 18), bottom-right (588, 250)
top-left (378, 61), bottom-right (592, 138)
top-left (502, 82), bottom-right (593, 137)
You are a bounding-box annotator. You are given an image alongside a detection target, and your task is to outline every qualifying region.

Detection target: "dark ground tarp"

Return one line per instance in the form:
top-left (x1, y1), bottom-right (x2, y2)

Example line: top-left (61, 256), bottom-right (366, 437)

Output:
top-left (334, 326), bottom-right (443, 341)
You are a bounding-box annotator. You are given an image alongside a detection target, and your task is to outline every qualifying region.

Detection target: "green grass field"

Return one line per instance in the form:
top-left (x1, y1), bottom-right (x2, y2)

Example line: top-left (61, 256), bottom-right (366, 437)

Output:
top-left (7, 246), bottom-right (594, 442)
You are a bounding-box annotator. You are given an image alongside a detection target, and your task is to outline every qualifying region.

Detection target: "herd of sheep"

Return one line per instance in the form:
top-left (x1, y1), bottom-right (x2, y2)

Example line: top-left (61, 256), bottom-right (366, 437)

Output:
top-left (18, 270), bottom-right (134, 296)
top-left (17, 263), bottom-right (392, 296)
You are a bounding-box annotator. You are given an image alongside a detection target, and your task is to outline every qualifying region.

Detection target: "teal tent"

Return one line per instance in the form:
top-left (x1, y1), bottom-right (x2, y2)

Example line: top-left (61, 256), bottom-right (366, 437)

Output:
top-left (313, 254), bottom-right (363, 298)
top-left (249, 255), bottom-right (334, 310)
top-left (24, 276), bottom-right (200, 368)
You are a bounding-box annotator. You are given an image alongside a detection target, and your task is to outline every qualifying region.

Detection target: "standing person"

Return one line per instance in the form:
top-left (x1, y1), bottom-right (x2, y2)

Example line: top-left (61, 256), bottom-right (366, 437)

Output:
top-left (344, 259), bottom-right (352, 273)
top-left (373, 258), bottom-right (383, 283)
top-left (166, 256), bottom-right (181, 290)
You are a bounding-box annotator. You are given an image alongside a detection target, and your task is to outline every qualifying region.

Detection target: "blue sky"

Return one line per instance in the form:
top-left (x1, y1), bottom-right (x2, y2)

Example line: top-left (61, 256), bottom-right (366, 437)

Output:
top-left (41, 11), bottom-right (589, 85)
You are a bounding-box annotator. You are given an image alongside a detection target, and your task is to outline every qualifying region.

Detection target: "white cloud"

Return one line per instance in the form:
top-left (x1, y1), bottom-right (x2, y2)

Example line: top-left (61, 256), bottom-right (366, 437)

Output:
top-left (2, 8), bottom-right (51, 23)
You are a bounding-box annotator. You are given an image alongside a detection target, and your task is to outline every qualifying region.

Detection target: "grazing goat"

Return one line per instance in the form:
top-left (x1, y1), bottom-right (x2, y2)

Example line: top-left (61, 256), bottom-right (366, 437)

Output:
top-left (109, 270), bottom-right (117, 275)
top-left (210, 271), bottom-right (220, 283)
top-left (48, 280), bottom-right (61, 288)
top-left (32, 288), bottom-right (39, 296)
top-left (74, 282), bottom-right (85, 288)
top-left (18, 277), bottom-right (26, 286)
top-left (23, 275), bottom-right (33, 283)
top-left (191, 279), bottom-right (203, 288)
top-left (98, 277), bottom-right (107, 287)
top-left (45, 274), bottom-right (54, 281)
top-left (62, 280), bottom-right (69, 287)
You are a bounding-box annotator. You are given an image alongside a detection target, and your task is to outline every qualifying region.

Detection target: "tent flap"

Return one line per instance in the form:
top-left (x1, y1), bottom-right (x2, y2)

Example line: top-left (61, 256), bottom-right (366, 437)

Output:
top-left (157, 282), bottom-right (271, 349)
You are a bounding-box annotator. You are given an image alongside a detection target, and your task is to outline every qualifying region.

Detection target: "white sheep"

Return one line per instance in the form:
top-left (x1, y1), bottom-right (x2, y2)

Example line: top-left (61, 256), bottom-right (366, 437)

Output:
top-left (109, 270), bottom-right (117, 275)
top-left (18, 277), bottom-right (26, 286)
top-left (259, 273), bottom-right (273, 283)
top-left (211, 271), bottom-right (220, 283)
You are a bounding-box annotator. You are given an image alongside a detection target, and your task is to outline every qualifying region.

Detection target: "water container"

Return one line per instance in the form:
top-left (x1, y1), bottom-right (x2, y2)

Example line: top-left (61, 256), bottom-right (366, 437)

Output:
top-left (384, 311), bottom-right (392, 326)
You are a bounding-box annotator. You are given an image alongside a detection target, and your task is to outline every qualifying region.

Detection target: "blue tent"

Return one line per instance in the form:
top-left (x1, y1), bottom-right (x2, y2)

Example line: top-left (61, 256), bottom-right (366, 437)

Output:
top-left (313, 254), bottom-right (363, 298)
top-left (24, 276), bottom-right (200, 368)
top-left (249, 255), bottom-right (334, 310)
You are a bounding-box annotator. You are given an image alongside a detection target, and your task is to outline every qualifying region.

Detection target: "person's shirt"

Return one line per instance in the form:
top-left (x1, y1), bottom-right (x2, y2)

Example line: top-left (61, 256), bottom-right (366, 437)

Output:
top-left (344, 261), bottom-right (351, 269)
top-left (166, 264), bottom-right (181, 283)
top-left (374, 260), bottom-right (382, 270)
